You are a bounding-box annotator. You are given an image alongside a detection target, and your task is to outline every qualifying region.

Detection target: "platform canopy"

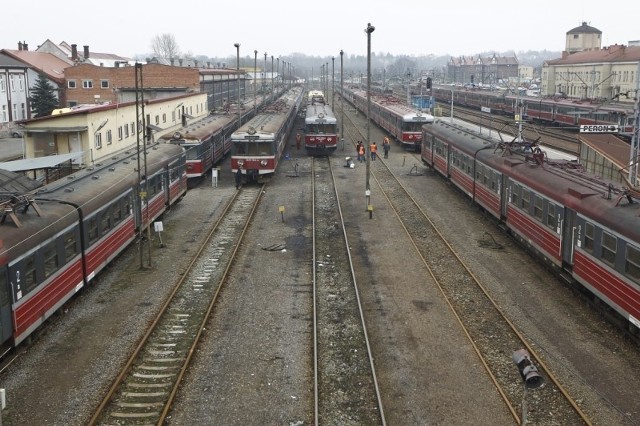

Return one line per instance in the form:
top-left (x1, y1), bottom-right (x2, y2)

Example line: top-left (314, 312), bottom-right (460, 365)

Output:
top-left (0, 152), bottom-right (85, 172)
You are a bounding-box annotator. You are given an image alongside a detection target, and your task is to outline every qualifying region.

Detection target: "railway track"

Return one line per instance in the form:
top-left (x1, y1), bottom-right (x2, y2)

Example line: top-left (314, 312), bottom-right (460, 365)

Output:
top-left (311, 156), bottom-right (386, 425)
top-left (88, 185), bottom-right (264, 425)
top-left (340, 110), bottom-right (592, 425)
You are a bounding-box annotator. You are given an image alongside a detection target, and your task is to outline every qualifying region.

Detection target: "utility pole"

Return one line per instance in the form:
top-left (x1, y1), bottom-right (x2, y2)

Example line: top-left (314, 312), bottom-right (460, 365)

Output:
top-left (365, 23), bottom-right (375, 210)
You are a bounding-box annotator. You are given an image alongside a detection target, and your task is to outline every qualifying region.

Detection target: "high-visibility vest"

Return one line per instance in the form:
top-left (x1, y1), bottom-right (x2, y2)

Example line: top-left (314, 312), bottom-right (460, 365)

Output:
top-left (370, 144), bottom-right (377, 153)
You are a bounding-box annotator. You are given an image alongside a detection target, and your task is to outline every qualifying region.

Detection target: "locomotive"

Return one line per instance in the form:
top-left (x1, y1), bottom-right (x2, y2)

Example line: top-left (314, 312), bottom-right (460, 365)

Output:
top-left (304, 100), bottom-right (338, 155)
top-left (231, 87), bottom-right (303, 183)
top-left (340, 86), bottom-right (434, 151)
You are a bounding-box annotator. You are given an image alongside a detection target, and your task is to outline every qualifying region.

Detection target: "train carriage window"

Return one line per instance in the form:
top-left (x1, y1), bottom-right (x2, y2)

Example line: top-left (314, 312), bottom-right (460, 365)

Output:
top-left (88, 217), bottom-right (99, 245)
top-left (23, 255), bottom-right (37, 294)
top-left (43, 241), bottom-right (59, 279)
top-left (584, 222), bottom-right (595, 253)
top-left (533, 196), bottom-right (543, 221)
top-left (546, 203), bottom-right (557, 230)
top-left (625, 245), bottom-right (640, 281)
top-left (113, 199), bottom-right (123, 225)
top-left (601, 231), bottom-right (617, 266)
top-left (511, 183), bottom-right (520, 206)
top-left (521, 189), bottom-right (530, 211)
top-left (64, 230), bottom-right (78, 262)
top-left (0, 267), bottom-right (9, 306)
top-left (100, 206), bottom-right (112, 235)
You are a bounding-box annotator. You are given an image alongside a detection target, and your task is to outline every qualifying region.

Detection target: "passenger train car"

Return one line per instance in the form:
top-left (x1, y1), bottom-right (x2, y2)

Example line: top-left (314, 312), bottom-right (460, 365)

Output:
top-left (0, 144), bottom-right (187, 349)
top-left (304, 101), bottom-right (338, 155)
top-left (341, 86), bottom-right (434, 151)
top-left (159, 98), bottom-right (269, 181)
top-left (431, 86), bottom-right (636, 137)
top-left (421, 119), bottom-right (640, 332)
top-left (231, 87), bottom-right (303, 183)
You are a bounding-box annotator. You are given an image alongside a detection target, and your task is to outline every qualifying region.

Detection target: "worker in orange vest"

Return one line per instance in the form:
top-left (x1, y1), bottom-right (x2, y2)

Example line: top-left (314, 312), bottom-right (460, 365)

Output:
top-left (358, 143), bottom-right (365, 162)
top-left (370, 141), bottom-right (378, 161)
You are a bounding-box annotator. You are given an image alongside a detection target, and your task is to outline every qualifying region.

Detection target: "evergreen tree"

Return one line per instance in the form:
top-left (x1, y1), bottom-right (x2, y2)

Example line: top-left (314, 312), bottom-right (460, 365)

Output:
top-left (31, 74), bottom-right (59, 117)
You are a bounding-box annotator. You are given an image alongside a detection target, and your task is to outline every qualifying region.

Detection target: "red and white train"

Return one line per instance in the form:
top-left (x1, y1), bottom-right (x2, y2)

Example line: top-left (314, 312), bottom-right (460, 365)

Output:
top-left (0, 144), bottom-right (187, 350)
top-left (341, 86), bottom-right (434, 150)
top-left (421, 119), bottom-right (640, 332)
top-left (231, 87), bottom-right (303, 183)
top-left (431, 86), bottom-right (636, 137)
top-left (159, 101), bottom-right (268, 180)
top-left (304, 99), bottom-right (338, 155)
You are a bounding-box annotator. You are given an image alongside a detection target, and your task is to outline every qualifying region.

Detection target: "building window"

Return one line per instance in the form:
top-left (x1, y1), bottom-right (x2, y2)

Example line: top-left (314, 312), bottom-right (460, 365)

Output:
top-left (124, 123), bottom-right (129, 138)
top-left (118, 126), bottom-right (123, 140)
top-left (584, 222), bottom-right (594, 253)
top-left (101, 80), bottom-right (109, 89)
top-left (95, 132), bottom-right (102, 149)
top-left (162, 113), bottom-right (167, 123)
top-left (82, 80), bottom-right (93, 89)
top-left (106, 129), bottom-right (112, 145)
top-left (155, 115), bottom-right (160, 125)
top-left (68, 80), bottom-right (77, 89)
top-left (131, 122), bottom-right (135, 136)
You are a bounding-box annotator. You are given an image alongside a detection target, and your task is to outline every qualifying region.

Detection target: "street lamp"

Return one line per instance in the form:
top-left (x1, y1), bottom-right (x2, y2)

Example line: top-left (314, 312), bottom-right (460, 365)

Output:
top-left (340, 49), bottom-right (344, 151)
top-left (264, 52), bottom-right (267, 99)
top-left (365, 22), bottom-right (375, 210)
top-left (277, 57), bottom-right (280, 94)
top-left (271, 55), bottom-right (274, 102)
top-left (234, 43), bottom-right (241, 128)
top-left (332, 56), bottom-right (335, 111)
top-left (254, 49), bottom-right (258, 114)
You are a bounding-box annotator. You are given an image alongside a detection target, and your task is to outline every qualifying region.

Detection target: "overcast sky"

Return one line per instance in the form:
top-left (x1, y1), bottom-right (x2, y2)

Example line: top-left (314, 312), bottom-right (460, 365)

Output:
top-left (3, 1), bottom-right (639, 60)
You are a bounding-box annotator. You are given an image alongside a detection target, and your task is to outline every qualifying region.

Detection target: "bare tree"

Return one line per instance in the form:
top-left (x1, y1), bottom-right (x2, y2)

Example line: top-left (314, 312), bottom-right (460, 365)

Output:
top-left (151, 34), bottom-right (180, 59)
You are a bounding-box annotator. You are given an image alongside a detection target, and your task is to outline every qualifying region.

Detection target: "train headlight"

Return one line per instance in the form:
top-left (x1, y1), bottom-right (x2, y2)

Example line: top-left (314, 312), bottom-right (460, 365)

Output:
top-left (260, 160), bottom-right (268, 166)
top-left (237, 160), bottom-right (244, 167)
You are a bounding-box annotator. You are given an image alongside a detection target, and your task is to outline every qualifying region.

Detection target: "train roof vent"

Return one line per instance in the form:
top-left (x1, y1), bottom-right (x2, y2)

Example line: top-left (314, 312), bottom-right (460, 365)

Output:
top-left (123, 161), bottom-right (130, 164)
top-left (568, 187), bottom-right (597, 199)
top-left (109, 167), bottom-right (116, 171)
top-left (92, 176), bottom-right (100, 180)
top-left (64, 187), bottom-right (75, 192)
top-left (67, 175), bottom-right (76, 180)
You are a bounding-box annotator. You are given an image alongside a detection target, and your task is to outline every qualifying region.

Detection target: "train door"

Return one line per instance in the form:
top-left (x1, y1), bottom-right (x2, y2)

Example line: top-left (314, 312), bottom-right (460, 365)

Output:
top-left (500, 175), bottom-right (510, 220)
top-left (0, 266), bottom-right (13, 346)
top-left (561, 206), bottom-right (578, 269)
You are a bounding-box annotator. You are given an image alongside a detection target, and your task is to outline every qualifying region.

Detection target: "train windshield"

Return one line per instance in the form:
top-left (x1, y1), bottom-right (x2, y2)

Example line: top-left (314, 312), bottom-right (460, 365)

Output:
top-left (402, 121), bottom-right (424, 132)
top-left (183, 145), bottom-right (201, 160)
top-left (306, 123), bottom-right (336, 134)
top-left (233, 141), bottom-right (275, 156)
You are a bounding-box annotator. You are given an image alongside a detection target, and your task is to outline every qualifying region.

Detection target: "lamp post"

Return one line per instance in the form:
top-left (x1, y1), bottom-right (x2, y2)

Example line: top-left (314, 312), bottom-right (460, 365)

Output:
top-left (276, 57), bottom-right (280, 95)
top-left (365, 22), bottom-right (375, 210)
top-left (264, 52), bottom-right (267, 99)
top-left (271, 55), bottom-right (274, 102)
top-left (332, 56), bottom-right (335, 111)
top-left (340, 49), bottom-right (344, 151)
top-left (254, 50), bottom-right (258, 114)
top-left (234, 43), bottom-right (241, 128)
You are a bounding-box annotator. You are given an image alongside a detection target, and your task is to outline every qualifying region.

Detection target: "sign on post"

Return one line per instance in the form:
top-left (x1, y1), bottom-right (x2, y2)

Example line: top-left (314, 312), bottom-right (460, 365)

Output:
top-left (580, 124), bottom-right (619, 133)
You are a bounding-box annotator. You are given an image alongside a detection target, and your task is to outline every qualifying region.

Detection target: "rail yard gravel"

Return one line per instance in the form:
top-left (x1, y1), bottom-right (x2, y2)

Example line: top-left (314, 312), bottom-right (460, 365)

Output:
top-left (0, 115), bottom-right (638, 425)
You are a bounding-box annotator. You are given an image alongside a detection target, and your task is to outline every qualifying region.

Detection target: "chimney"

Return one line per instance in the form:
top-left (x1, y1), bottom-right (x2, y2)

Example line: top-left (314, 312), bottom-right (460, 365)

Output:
top-left (179, 58), bottom-right (183, 66)
top-left (18, 41), bottom-right (22, 50)
top-left (83, 45), bottom-right (89, 59)
top-left (71, 44), bottom-right (78, 61)
top-left (23, 42), bottom-right (28, 51)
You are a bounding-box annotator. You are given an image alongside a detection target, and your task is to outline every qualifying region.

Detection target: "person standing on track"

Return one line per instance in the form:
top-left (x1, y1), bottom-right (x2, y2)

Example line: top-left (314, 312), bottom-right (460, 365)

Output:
top-left (383, 137), bottom-right (390, 158)
top-left (235, 166), bottom-right (243, 190)
top-left (296, 132), bottom-right (302, 150)
top-left (370, 141), bottom-right (378, 161)
top-left (357, 141), bottom-right (365, 163)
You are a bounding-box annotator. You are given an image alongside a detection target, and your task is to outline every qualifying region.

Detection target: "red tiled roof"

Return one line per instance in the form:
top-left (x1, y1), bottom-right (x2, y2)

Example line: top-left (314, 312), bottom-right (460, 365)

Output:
top-left (547, 45), bottom-right (640, 65)
top-left (0, 49), bottom-right (69, 83)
